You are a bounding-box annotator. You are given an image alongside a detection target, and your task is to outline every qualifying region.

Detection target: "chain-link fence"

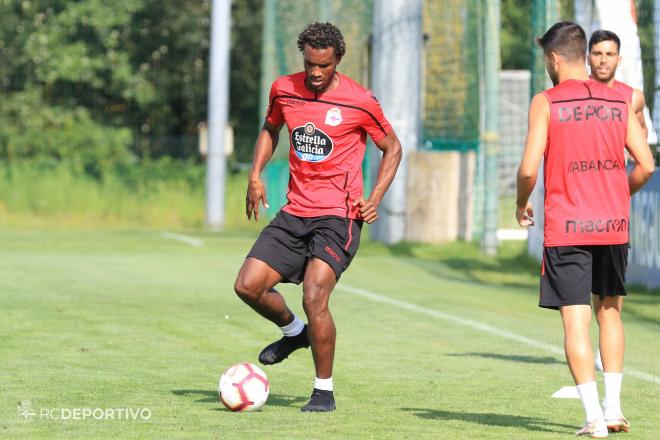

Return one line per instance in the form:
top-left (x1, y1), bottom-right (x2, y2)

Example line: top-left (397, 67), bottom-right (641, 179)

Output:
top-left (258, 0), bottom-right (658, 240)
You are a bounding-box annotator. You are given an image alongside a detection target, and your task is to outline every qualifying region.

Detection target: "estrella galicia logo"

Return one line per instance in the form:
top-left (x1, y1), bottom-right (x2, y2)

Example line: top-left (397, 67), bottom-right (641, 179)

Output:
top-left (291, 122), bottom-right (334, 162)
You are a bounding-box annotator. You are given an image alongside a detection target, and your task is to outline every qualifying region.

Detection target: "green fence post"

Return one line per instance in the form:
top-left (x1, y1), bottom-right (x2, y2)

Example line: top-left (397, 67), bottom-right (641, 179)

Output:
top-left (480, 0), bottom-right (501, 255)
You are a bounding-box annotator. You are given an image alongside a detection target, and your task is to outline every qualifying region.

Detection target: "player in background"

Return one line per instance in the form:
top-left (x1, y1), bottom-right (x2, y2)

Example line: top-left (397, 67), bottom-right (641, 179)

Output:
top-left (587, 28), bottom-right (653, 432)
top-left (233, 22), bottom-right (402, 412)
top-left (516, 22), bottom-right (654, 437)
top-left (588, 30), bottom-right (648, 142)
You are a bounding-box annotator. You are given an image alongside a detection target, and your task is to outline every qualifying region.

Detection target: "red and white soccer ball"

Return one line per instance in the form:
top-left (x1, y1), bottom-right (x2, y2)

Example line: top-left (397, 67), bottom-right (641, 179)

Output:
top-left (218, 362), bottom-right (269, 412)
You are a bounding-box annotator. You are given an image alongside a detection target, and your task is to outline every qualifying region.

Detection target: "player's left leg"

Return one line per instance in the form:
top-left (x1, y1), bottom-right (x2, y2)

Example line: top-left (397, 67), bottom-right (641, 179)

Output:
top-left (560, 305), bottom-right (608, 438)
top-left (560, 305), bottom-right (596, 385)
top-left (300, 257), bottom-right (337, 412)
top-left (298, 216), bottom-right (362, 412)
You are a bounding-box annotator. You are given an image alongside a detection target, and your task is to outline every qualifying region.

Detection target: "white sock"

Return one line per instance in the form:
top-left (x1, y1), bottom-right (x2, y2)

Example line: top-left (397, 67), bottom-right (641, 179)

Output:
top-left (595, 349), bottom-right (603, 372)
top-left (603, 372), bottom-right (623, 413)
top-left (280, 315), bottom-right (304, 337)
top-left (314, 377), bottom-right (333, 392)
top-left (576, 381), bottom-right (604, 422)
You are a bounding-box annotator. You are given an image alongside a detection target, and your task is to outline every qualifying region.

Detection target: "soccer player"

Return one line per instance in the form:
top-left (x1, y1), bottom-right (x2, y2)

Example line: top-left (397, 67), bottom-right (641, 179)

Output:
top-left (233, 22), bottom-right (402, 412)
top-left (588, 28), bottom-right (651, 433)
top-left (588, 30), bottom-right (648, 140)
top-left (515, 22), bottom-right (654, 437)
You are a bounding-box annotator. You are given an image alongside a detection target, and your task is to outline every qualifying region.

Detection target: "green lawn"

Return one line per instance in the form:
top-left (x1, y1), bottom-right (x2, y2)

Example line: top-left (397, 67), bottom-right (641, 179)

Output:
top-left (1, 229), bottom-right (658, 439)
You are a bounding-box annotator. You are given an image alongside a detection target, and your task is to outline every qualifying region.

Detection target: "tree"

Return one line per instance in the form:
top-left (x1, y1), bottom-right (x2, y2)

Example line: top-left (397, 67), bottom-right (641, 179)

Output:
top-left (0, 0), bottom-right (213, 171)
top-left (229, 0), bottom-right (262, 163)
top-left (500, 0), bottom-right (532, 70)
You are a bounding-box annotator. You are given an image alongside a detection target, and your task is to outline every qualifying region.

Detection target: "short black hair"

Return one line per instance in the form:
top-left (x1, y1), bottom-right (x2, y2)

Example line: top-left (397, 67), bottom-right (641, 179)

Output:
top-left (297, 22), bottom-right (346, 58)
top-left (536, 21), bottom-right (587, 63)
top-left (589, 30), bottom-right (621, 53)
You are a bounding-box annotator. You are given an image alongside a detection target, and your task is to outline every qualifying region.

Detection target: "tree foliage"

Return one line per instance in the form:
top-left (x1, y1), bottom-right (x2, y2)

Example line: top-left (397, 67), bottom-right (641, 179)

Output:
top-left (0, 0), bottom-right (211, 176)
top-left (636, 0), bottom-right (656, 113)
top-left (2, 0), bottom-right (650, 176)
top-left (500, 0), bottom-right (532, 70)
top-left (229, 0), bottom-right (262, 163)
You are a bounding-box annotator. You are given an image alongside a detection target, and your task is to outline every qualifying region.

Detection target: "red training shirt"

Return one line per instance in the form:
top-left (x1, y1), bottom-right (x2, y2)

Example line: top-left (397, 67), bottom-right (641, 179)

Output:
top-left (612, 79), bottom-right (633, 103)
top-left (265, 71), bottom-right (392, 219)
top-left (542, 79), bottom-right (629, 246)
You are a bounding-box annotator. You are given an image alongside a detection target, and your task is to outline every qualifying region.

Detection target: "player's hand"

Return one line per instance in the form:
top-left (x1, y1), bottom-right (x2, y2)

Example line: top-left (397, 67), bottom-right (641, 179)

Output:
top-left (353, 198), bottom-right (378, 224)
top-left (515, 202), bottom-right (534, 228)
top-left (246, 178), bottom-right (269, 221)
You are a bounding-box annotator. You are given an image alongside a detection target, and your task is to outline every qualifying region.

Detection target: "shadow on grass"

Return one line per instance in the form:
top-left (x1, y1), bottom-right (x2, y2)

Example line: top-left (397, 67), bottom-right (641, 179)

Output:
top-left (621, 288), bottom-right (660, 328)
top-left (171, 389), bottom-right (306, 409)
top-left (622, 306), bottom-right (660, 328)
top-left (266, 393), bottom-right (308, 407)
top-left (626, 296), bottom-right (660, 305)
top-left (171, 389), bottom-right (217, 404)
top-left (624, 287), bottom-right (660, 303)
top-left (401, 408), bottom-right (575, 434)
top-left (446, 352), bottom-right (564, 365)
top-left (384, 241), bottom-right (540, 290)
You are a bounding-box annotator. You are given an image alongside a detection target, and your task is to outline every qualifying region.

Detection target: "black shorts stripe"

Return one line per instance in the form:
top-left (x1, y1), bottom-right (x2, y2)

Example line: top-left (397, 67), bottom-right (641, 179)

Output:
top-left (343, 172), bottom-right (349, 218)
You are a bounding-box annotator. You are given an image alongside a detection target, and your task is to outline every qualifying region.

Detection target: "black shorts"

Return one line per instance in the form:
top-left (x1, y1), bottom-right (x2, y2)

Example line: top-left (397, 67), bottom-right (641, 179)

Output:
top-left (539, 244), bottom-right (628, 310)
top-left (247, 210), bottom-right (363, 284)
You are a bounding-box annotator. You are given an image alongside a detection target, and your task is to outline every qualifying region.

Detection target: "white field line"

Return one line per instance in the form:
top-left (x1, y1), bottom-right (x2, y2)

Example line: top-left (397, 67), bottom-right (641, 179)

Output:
top-left (337, 284), bottom-right (660, 385)
top-left (496, 228), bottom-right (528, 241)
top-left (161, 232), bottom-right (204, 248)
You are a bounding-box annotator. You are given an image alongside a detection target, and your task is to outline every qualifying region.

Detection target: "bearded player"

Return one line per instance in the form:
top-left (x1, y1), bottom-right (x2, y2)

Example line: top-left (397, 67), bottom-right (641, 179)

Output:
top-left (589, 30), bottom-right (648, 139)
top-left (233, 22), bottom-right (402, 412)
top-left (588, 28), bottom-right (655, 432)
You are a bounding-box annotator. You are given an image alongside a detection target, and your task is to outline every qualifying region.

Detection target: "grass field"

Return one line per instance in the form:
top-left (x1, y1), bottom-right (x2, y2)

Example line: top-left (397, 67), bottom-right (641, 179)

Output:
top-left (1, 228), bottom-right (659, 439)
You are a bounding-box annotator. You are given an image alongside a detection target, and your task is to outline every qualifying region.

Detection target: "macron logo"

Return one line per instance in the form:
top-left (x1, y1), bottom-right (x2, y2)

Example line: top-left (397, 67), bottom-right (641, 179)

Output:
top-left (325, 246), bottom-right (341, 263)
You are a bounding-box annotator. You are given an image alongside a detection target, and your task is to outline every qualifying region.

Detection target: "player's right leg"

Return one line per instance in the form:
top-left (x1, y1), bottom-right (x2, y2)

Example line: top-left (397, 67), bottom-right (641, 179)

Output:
top-left (594, 296), bottom-right (628, 432)
top-left (236, 211), bottom-right (312, 365)
top-left (593, 295), bottom-right (624, 373)
top-left (234, 258), bottom-right (310, 365)
top-left (234, 257), bottom-right (290, 325)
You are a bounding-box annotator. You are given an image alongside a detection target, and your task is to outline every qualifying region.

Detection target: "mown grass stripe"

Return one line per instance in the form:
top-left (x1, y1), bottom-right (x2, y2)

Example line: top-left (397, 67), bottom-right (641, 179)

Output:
top-left (338, 284), bottom-right (660, 385)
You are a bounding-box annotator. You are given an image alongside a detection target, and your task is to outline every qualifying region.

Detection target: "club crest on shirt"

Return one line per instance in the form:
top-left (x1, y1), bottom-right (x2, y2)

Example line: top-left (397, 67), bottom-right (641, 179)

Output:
top-left (324, 107), bottom-right (342, 127)
top-left (291, 122), bottom-right (334, 162)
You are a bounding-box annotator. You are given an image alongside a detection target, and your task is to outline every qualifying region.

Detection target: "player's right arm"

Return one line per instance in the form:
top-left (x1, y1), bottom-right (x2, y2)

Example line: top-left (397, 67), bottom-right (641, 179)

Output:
top-left (516, 93), bottom-right (549, 227)
top-left (246, 121), bottom-right (281, 221)
top-left (625, 101), bottom-right (655, 195)
top-left (246, 81), bottom-right (285, 221)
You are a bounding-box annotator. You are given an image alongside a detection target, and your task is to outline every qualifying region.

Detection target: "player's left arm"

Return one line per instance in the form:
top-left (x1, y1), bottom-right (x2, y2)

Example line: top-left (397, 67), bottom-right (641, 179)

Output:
top-left (632, 89), bottom-right (648, 139)
top-left (354, 131), bottom-right (402, 224)
top-left (625, 101), bottom-right (655, 195)
top-left (516, 93), bottom-right (549, 227)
